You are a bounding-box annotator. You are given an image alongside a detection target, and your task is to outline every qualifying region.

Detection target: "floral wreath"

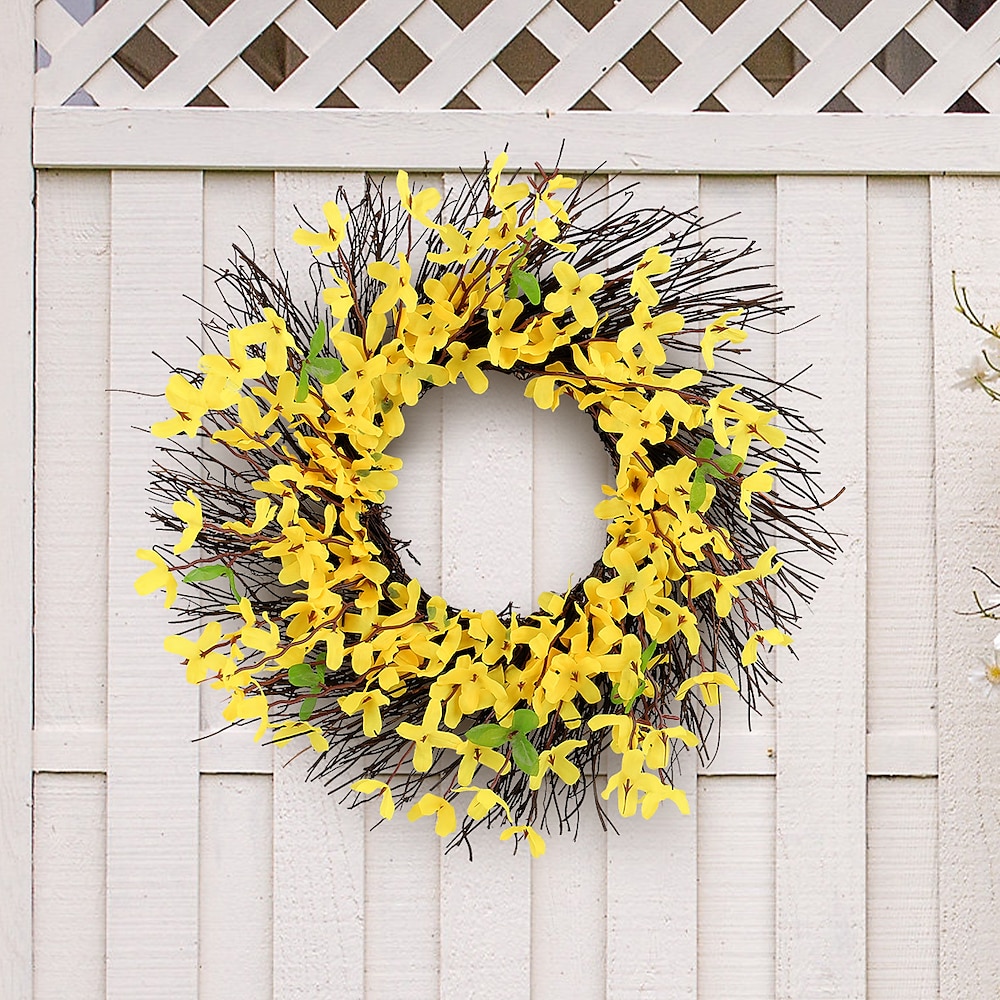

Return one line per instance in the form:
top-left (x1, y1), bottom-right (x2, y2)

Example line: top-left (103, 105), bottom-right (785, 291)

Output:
top-left (136, 155), bottom-right (835, 856)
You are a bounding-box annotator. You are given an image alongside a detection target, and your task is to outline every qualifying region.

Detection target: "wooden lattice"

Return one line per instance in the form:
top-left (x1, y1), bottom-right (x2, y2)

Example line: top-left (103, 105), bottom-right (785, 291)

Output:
top-left (34, 0), bottom-right (1000, 112)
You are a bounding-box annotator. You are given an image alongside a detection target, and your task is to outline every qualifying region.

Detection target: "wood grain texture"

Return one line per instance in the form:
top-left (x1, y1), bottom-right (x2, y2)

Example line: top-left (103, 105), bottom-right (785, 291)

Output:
top-left (33, 774), bottom-right (107, 1000)
top-left (35, 170), bottom-right (111, 735)
top-left (775, 175), bottom-right (867, 999)
top-left (364, 798), bottom-right (440, 1000)
top-left (605, 174), bottom-right (700, 1000)
top-left (439, 311), bottom-right (532, 996)
top-left (32, 109), bottom-right (1000, 175)
top-left (697, 775), bottom-right (776, 999)
top-left (866, 777), bottom-right (938, 998)
top-left (0, 3), bottom-right (34, 996)
top-left (199, 775), bottom-right (273, 1000)
top-left (697, 176), bottom-right (779, 779)
top-left (271, 172), bottom-right (366, 1000)
top-left (866, 177), bottom-right (938, 779)
top-left (107, 170), bottom-right (203, 998)
top-left (931, 174), bottom-right (1000, 997)
top-left (200, 171), bottom-right (276, 773)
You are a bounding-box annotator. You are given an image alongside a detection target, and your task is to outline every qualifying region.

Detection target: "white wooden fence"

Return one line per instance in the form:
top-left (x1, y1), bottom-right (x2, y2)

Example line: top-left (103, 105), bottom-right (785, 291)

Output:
top-left (5, 1), bottom-right (1000, 998)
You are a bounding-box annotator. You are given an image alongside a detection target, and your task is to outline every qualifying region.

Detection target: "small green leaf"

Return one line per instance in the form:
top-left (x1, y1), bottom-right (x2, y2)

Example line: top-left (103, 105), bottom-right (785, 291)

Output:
top-left (288, 662), bottom-right (321, 688)
top-left (511, 707), bottom-right (540, 733)
top-left (307, 357), bottom-right (344, 384)
top-left (307, 320), bottom-right (327, 362)
top-left (640, 640), bottom-right (659, 671)
top-left (714, 454), bottom-right (741, 474)
top-left (294, 368), bottom-right (311, 403)
top-left (511, 731), bottom-right (539, 777)
top-left (183, 564), bottom-right (239, 601)
top-left (298, 697), bottom-right (317, 721)
top-left (689, 475), bottom-right (707, 513)
top-left (695, 438), bottom-right (716, 459)
top-left (510, 269), bottom-right (542, 306)
top-left (466, 724), bottom-right (512, 749)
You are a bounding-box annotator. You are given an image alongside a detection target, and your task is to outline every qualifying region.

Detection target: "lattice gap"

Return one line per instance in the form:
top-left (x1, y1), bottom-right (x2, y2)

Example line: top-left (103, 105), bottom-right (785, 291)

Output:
top-left (34, 0), bottom-right (1000, 113)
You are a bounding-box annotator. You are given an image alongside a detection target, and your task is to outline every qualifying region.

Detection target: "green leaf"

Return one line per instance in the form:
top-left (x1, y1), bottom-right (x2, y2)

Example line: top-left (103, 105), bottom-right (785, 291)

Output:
top-left (640, 640), bottom-right (659, 671)
top-left (294, 368), bottom-right (311, 404)
top-left (288, 662), bottom-right (321, 688)
top-left (307, 357), bottom-right (344, 384)
top-left (307, 320), bottom-right (327, 362)
top-left (714, 454), bottom-right (741, 474)
top-left (510, 269), bottom-right (542, 306)
top-left (298, 697), bottom-right (317, 721)
top-left (511, 732), bottom-right (539, 777)
top-left (183, 564), bottom-right (239, 601)
top-left (511, 708), bottom-right (540, 733)
top-left (466, 724), bottom-right (512, 749)
top-left (695, 438), bottom-right (716, 459)
top-left (689, 475), bottom-right (707, 513)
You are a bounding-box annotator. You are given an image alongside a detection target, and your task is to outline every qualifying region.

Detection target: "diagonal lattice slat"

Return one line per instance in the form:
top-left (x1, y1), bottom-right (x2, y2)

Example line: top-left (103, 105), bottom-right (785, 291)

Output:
top-left (33, 0), bottom-right (1000, 113)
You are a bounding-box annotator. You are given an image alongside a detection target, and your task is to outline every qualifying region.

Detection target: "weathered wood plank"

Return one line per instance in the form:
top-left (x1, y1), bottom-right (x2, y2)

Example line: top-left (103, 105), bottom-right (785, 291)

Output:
top-left (271, 171), bottom-right (366, 999)
top-left (0, 4), bottom-right (34, 996)
top-left (867, 777), bottom-right (938, 998)
top-left (107, 169), bottom-right (203, 998)
top-left (606, 174), bottom-right (700, 1000)
top-left (199, 775), bottom-right (273, 1000)
top-left (698, 775), bottom-right (775, 999)
top-left (774, 175), bottom-right (867, 999)
top-left (931, 174), bottom-right (1000, 997)
top-left (33, 774), bottom-right (107, 1000)
top-left (439, 311), bottom-right (533, 997)
top-left (866, 177), bottom-right (937, 779)
top-left (35, 170), bottom-right (111, 741)
top-left (33, 109), bottom-right (1000, 175)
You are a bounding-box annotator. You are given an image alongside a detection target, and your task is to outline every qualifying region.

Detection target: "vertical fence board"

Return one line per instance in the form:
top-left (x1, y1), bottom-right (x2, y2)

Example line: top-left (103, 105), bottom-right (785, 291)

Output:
top-left (35, 169), bottom-right (111, 739)
top-left (531, 336), bottom-right (611, 998)
top-left (199, 774), bottom-right (273, 1000)
top-left (33, 773), bottom-right (107, 1000)
top-left (107, 169), bottom-right (203, 998)
top-left (931, 174), bottom-right (1000, 997)
top-left (775, 175), bottom-right (867, 1000)
top-left (697, 775), bottom-right (775, 998)
top-left (1, 2), bottom-right (34, 995)
top-left (867, 777), bottom-right (938, 998)
top-left (605, 174), bottom-right (700, 1000)
top-left (272, 171), bottom-right (367, 1000)
top-left (439, 371), bottom-right (533, 998)
top-left (866, 177), bottom-right (937, 777)
top-left (200, 171), bottom-right (276, 773)
top-left (697, 176), bottom-right (779, 777)
top-left (368, 313), bottom-right (443, 1000)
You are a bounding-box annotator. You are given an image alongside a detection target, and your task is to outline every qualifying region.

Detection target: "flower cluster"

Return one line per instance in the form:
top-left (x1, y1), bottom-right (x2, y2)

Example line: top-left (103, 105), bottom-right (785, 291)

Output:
top-left (137, 156), bottom-right (832, 855)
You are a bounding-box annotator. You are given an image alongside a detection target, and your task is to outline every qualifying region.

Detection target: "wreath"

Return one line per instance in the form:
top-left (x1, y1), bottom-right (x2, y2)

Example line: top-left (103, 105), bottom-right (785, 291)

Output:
top-left (136, 155), bottom-right (835, 856)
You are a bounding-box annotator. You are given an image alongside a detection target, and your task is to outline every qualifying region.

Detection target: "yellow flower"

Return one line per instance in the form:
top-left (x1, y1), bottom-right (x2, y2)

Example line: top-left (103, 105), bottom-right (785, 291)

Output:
top-left (701, 311), bottom-right (748, 370)
top-left (499, 824), bottom-right (546, 857)
top-left (455, 786), bottom-right (514, 822)
top-left (396, 171), bottom-right (441, 227)
top-left (544, 261), bottom-right (604, 328)
top-left (338, 688), bottom-right (391, 736)
top-left (739, 461), bottom-right (778, 519)
top-left (629, 246), bottom-right (672, 306)
top-left (529, 738), bottom-right (587, 790)
top-left (396, 701), bottom-right (464, 771)
top-left (172, 489), bottom-right (203, 555)
top-left (293, 200), bottom-right (349, 256)
top-left (351, 779), bottom-right (395, 819)
top-left (487, 152), bottom-right (530, 209)
top-left (134, 549), bottom-right (177, 608)
top-left (230, 308), bottom-right (296, 378)
top-left (740, 627), bottom-right (793, 666)
top-left (369, 253), bottom-right (418, 314)
top-left (165, 621), bottom-right (237, 685)
top-left (601, 748), bottom-right (646, 817)
top-left (407, 793), bottom-right (456, 837)
top-left (674, 670), bottom-right (739, 707)
top-left (272, 718), bottom-right (330, 753)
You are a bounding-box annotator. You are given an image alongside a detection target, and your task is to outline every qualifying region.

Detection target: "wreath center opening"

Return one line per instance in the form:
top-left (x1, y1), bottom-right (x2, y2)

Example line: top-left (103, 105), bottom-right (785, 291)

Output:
top-left (390, 376), bottom-right (612, 614)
